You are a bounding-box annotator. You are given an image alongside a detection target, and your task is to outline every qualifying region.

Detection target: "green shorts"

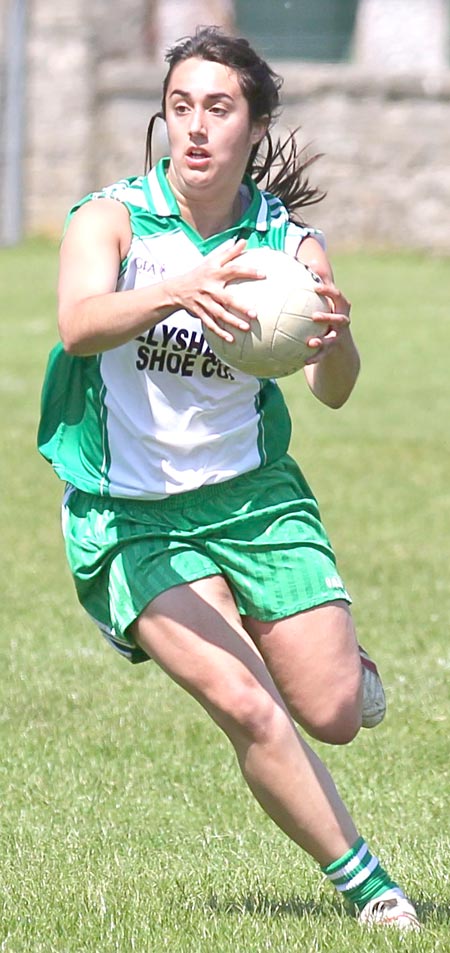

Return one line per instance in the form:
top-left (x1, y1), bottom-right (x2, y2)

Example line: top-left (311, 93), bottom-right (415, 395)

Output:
top-left (62, 454), bottom-right (351, 663)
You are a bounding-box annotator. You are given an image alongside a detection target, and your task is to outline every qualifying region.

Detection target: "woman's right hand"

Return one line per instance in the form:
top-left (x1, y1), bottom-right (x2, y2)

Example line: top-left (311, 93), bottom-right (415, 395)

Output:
top-left (58, 202), bottom-right (263, 355)
top-left (167, 239), bottom-right (265, 342)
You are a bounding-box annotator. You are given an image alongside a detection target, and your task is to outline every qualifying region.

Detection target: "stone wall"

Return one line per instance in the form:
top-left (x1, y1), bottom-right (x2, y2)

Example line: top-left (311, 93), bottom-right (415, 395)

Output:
top-left (56, 57), bottom-right (450, 253)
top-left (25, 2), bottom-right (96, 235)
top-left (2, 0), bottom-right (450, 251)
top-left (278, 64), bottom-right (450, 252)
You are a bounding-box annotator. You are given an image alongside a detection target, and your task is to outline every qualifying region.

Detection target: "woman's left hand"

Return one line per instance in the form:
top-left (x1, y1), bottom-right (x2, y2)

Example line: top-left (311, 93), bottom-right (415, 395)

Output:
top-left (304, 278), bottom-right (352, 365)
top-left (296, 243), bottom-right (359, 407)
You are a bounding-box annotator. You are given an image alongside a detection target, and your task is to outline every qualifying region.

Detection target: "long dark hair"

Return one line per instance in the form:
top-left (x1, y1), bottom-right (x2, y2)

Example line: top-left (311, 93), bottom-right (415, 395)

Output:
top-left (144, 26), bottom-right (325, 221)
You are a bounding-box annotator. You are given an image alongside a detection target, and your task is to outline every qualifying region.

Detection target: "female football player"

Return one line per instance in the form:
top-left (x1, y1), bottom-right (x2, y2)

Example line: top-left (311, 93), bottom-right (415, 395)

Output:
top-left (38, 26), bottom-right (418, 930)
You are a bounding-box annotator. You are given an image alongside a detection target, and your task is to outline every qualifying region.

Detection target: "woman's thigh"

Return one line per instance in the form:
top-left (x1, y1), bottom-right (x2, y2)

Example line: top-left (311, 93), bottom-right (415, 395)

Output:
top-left (130, 575), bottom-right (289, 737)
top-left (244, 601), bottom-right (362, 744)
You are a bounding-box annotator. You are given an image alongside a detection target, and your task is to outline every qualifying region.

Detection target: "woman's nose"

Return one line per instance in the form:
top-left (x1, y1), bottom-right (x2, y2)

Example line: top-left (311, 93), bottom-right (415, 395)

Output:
top-left (189, 108), bottom-right (206, 137)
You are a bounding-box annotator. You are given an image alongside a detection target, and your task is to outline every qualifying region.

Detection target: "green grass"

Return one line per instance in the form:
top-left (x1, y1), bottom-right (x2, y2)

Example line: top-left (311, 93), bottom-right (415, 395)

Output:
top-left (1, 240), bottom-right (449, 951)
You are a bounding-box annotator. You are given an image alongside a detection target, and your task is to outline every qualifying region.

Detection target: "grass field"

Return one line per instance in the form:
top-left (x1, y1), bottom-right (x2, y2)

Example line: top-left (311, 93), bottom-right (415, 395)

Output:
top-left (1, 239), bottom-right (449, 952)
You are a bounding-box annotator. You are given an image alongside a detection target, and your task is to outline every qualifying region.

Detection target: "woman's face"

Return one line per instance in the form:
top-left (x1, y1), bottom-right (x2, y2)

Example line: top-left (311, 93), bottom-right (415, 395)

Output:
top-left (165, 57), bottom-right (266, 199)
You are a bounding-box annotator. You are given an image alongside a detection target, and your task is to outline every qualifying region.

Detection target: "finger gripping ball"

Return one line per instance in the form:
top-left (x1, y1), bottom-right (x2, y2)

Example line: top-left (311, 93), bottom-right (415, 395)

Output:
top-left (204, 247), bottom-right (331, 378)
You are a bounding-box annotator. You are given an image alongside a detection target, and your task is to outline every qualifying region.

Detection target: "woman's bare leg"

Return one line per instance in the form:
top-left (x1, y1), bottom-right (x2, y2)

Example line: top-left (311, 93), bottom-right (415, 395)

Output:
top-left (245, 601), bottom-right (363, 744)
top-left (131, 576), bottom-right (359, 866)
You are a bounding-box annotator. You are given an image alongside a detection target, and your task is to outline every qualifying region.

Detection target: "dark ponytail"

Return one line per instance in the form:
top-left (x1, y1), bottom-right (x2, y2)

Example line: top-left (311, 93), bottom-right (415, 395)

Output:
top-left (248, 129), bottom-right (325, 221)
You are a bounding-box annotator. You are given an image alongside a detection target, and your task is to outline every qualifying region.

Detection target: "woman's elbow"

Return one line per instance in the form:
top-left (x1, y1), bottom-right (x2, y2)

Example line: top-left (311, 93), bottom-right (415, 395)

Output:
top-left (58, 308), bottom-right (89, 356)
top-left (59, 324), bottom-right (80, 355)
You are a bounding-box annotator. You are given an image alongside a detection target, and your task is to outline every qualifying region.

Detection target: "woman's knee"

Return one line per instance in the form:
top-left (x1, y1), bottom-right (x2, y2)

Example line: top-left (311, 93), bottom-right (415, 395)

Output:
top-left (207, 676), bottom-right (286, 746)
top-left (249, 601), bottom-right (364, 745)
top-left (304, 706), bottom-right (362, 745)
top-left (288, 676), bottom-right (363, 745)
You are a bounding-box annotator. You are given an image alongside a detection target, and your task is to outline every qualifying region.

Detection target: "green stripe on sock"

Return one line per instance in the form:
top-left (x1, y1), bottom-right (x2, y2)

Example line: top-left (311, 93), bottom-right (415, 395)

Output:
top-left (321, 839), bottom-right (400, 911)
top-left (321, 837), bottom-right (365, 877)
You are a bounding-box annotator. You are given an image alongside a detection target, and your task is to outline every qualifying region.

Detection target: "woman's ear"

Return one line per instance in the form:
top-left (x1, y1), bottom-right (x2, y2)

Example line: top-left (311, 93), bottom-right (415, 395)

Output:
top-left (251, 116), bottom-right (269, 146)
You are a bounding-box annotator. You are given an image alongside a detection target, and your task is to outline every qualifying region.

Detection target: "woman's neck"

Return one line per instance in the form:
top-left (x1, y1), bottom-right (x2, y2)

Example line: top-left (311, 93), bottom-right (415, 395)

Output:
top-left (166, 165), bottom-right (244, 238)
top-left (178, 191), bottom-right (243, 238)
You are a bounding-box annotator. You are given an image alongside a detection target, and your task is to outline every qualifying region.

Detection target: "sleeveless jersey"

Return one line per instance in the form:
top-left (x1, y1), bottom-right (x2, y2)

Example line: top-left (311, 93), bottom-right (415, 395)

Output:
top-left (38, 158), bottom-right (325, 499)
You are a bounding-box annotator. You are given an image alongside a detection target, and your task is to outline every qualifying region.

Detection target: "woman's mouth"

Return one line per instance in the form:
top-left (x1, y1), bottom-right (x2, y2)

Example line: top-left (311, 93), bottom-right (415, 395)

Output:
top-left (185, 148), bottom-right (211, 169)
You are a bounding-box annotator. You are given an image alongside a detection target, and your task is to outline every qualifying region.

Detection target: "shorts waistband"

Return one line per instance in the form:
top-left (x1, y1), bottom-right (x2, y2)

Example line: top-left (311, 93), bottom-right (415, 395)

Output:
top-left (67, 462), bottom-right (280, 514)
top-left (130, 465), bottom-right (265, 512)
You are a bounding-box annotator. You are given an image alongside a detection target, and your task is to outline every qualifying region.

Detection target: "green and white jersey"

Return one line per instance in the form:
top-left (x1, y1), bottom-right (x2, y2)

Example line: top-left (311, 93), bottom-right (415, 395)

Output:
top-left (38, 159), bottom-right (325, 499)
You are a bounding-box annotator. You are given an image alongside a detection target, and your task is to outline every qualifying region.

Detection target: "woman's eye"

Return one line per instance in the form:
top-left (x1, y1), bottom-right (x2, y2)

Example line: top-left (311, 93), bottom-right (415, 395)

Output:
top-left (210, 106), bottom-right (227, 117)
top-left (174, 104), bottom-right (189, 115)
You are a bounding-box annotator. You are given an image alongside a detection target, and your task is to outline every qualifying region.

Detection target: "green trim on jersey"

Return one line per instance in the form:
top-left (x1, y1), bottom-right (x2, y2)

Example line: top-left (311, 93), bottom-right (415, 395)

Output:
top-left (151, 158), bottom-right (290, 254)
top-left (66, 158), bottom-right (291, 261)
top-left (255, 379), bottom-right (292, 466)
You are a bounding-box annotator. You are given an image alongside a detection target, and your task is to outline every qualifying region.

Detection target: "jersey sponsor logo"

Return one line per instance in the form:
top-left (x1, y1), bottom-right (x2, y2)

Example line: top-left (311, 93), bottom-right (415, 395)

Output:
top-left (135, 324), bottom-right (235, 380)
top-left (135, 257), bottom-right (166, 279)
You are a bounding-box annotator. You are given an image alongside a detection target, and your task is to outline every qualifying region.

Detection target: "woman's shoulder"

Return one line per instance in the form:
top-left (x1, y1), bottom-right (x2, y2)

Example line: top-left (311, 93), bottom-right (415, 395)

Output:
top-left (284, 219), bottom-right (326, 256)
top-left (256, 186), bottom-right (325, 249)
top-left (68, 176), bottom-right (148, 219)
